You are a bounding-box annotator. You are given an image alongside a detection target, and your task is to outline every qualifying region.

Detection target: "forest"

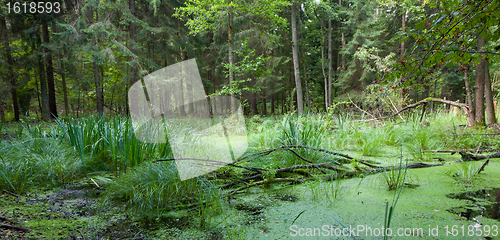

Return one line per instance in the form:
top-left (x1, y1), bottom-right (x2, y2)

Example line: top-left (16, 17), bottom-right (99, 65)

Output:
top-left (0, 0), bottom-right (500, 239)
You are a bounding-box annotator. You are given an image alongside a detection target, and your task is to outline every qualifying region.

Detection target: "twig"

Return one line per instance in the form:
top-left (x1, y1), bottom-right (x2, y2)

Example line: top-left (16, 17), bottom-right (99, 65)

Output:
top-left (3, 190), bottom-right (20, 204)
top-left (0, 223), bottom-right (31, 232)
top-left (348, 95), bottom-right (382, 125)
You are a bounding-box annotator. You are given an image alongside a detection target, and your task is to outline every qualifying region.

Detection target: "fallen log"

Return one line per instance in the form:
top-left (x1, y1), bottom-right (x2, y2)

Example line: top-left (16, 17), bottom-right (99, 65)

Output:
top-left (325, 162), bottom-right (444, 181)
top-left (220, 163), bottom-right (346, 189)
top-left (459, 151), bottom-right (500, 161)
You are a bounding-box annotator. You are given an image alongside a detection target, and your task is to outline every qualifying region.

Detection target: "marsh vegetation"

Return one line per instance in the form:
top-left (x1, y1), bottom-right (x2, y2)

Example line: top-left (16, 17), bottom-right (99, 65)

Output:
top-left (0, 110), bottom-right (499, 239)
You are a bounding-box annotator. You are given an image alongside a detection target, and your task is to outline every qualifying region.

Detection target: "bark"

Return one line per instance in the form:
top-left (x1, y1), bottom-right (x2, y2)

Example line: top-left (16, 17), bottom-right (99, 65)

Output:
top-left (1, 16), bottom-right (19, 121)
top-left (42, 20), bottom-right (58, 119)
top-left (484, 58), bottom-right (497, 124)
top-left (291, 1), bottom-right (303, 113)
top-left (474, 36), bottom-right (486, 126)
top-left (464, 69), bottom-right (474, 126)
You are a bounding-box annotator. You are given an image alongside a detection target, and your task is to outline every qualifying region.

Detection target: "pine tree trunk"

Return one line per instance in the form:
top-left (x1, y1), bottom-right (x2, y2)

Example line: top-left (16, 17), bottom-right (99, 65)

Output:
top-left (1, 16), bottom-right (19, 121)
top-left (474, 36), bottom-right (486, 126)
top-left (42, 20), bottom-right (58, 119)
top-left (328, 19), bottom-right (333, 108)
top-left (291, 1), bottom-right (303, 114)
top-left (484, 58), bottom-right (497, 124)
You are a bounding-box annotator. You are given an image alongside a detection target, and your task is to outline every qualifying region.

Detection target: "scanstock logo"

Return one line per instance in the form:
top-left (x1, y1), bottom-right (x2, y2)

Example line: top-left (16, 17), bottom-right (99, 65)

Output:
top-left (128, 59), bottom-right (248, 181)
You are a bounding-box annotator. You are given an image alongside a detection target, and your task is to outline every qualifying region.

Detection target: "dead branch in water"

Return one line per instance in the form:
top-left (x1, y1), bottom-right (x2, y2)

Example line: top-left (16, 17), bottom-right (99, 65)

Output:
top-left (459, 151), bottom-right (500, 161)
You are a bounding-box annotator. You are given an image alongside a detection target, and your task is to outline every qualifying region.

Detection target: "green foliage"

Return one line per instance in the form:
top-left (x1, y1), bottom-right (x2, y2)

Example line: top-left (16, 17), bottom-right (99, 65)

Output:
top-left (104, 161), bottom-right (221, 219)
top-left (447, 161), bottom-right (482, 186)
top-left (387, 0), bottom-right (500, 89)
top-left (0, 137), bottom-right (83, 193)
top-left (403, 122), bottom-right (442, 161)
top-left (279, 114), bottom-right (327, 165)
top-left (58, 116), bottom-right (170, 175)
top-left (355, 128), bottom-right (382, 156)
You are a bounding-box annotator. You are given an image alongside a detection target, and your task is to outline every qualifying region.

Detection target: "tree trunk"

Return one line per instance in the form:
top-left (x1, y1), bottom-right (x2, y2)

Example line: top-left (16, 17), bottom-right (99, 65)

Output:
top-left (328, 18), bottom-right (333, 108)
top-left (339, 0), bottom-right (345, 70)
top-left (251, 92), bottom-right (258, 115)
top-left (262, 89), bottom-right (267, 116)
top-left (42, 20), bottom-right (58, 119)
top-left (291, 1), bottom-right (303, 114)
top-left (127, 0), bottom-right (137, 117)
top-left (484, 58), bottom-right (497, 124)
top-left (228, 1), bottom-right (236, 111)
top-left (37, 34), bottom-right (50, 121)
top-left (58, 57), bottom-right (70, 118)
top-left (1, 16), bottom-right (19, 121)
top-left (464, 69), bottom-right (475, 127)
top-left (400, 7), bottom-right (408, 108)
top-left (91, 9), bottom-right (103, 116)
top-left (321, 17), bottom-right (328, 109)
top-left (474, 36), bottom-right (486, 126)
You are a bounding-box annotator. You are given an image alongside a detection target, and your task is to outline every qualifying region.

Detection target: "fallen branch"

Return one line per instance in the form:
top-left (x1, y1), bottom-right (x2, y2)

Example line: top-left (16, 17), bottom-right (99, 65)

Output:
top-left (324, 162), bottom-right (444, 180)
top-left (237, 145), bottom-right (378, 168)
top-left (349, 98), bottom-right (473, 126)
top-left (0, 223), bottom-right (31, 232)
top-left (348, 95), bottom-right (382, 125)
